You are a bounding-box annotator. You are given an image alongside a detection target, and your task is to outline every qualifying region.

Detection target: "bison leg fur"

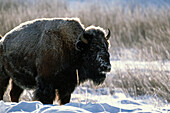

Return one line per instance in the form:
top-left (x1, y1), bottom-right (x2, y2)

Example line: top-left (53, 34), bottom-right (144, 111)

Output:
top-left (0, 75), bottom-right (9, 100)
top-left (10, 80), bottom-right (23, 102)
top-left (34, 76), bottom-right (56, 104)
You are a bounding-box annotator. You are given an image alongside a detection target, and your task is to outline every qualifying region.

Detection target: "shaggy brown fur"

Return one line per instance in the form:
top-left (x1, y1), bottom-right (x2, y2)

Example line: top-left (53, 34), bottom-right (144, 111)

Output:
top-left (0, 18), bottom-right (111, 105)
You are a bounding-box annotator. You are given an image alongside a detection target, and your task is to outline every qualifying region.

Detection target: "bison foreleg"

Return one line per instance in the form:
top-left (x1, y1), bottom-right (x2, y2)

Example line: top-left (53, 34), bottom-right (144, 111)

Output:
top-left (10, 80), bottom-right (23, 102)
top-left (57, 89), bottom-right (71, 105)
top-left (34, 76), bottom-right (56, 104)
top-left (58, 94), bottom-right (71, 105)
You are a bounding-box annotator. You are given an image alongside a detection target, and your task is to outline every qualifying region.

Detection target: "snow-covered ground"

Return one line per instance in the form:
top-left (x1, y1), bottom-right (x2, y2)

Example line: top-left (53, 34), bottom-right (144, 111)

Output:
top-left (0, 87), bottom-right (169, 113)
top-left (0, 60), bottom-right (170, 113)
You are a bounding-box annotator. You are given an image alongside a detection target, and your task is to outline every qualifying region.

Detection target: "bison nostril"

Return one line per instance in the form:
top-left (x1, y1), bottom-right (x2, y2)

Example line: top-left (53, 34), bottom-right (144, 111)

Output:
top-left (105, 65), bottom-right (111, 72)
top-left (100, 64), bottom-right (111, 72)
top-left (107, 65), bottom-right (111, 72)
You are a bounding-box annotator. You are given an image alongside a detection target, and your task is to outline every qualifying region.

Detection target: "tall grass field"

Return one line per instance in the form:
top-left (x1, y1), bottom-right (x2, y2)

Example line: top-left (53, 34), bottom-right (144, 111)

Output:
top-left (0, 0), bottom-right (169, 104)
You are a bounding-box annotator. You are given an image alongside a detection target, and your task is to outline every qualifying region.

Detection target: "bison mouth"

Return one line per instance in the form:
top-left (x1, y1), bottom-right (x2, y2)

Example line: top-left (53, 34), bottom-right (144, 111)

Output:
top-left (93, 69), bottom-right (111, 86)
top-left (93, 72), bottom-right (106, 86)
top-left (92, 64), bottom-right (111, 85)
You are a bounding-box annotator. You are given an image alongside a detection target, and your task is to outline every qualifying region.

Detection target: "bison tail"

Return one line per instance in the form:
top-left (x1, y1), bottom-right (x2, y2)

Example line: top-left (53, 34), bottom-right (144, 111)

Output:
top-left (0, 35), bottom-right (3, 55)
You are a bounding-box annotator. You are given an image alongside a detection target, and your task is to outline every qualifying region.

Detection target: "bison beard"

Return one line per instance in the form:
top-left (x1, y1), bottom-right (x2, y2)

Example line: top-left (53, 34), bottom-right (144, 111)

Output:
top-left (0, 18), bottom-right (111, 105)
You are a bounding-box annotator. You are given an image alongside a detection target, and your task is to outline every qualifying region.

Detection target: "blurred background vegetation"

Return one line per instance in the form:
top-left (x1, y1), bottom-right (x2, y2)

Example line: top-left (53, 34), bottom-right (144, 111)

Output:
top-left (0, 0), bottom-right (169, 103)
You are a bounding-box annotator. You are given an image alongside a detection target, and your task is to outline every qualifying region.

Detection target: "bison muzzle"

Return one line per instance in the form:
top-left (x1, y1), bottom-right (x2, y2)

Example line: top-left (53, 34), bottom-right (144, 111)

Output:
top-left (0, 18), bottom-right (111, 105)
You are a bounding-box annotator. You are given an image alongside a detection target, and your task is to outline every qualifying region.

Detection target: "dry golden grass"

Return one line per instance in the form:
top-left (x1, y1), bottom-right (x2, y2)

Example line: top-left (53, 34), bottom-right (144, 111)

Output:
top-left (0, 0), bottom-right (169, 103)
top-left (108, 69), bottom-right (170, 102)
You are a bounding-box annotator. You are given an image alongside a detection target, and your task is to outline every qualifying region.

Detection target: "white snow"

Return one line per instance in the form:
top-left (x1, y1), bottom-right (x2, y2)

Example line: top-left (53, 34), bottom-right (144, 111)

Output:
top-left (0, 87), bottom-right (169, 113)
top-left (0, 60), bottom-right (170, 113)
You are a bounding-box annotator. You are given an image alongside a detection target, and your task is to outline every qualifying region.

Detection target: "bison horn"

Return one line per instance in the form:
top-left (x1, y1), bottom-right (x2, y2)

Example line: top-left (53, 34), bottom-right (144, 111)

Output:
top-left (106, 29), bottom-right (111, 40)
top-left (81, 37), bottom-right (88, 44)
top-left (79, 32), bottom-right (88, 44)
top-left (0, 35), bottom-right (2, 39)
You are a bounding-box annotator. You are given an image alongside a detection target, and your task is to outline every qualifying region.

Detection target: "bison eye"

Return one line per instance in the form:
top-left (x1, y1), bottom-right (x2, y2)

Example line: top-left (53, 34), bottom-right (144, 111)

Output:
top-left (90, 45), bottom-right (100, 52)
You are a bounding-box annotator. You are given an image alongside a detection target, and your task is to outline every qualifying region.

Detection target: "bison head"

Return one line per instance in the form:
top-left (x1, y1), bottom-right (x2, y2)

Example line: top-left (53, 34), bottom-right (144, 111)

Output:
top-left (76, 26), bottom-right (111, 85)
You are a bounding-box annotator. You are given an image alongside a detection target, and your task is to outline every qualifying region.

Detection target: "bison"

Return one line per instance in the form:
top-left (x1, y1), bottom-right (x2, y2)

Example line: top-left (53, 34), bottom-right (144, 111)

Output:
top-left (0, 18), bottom-right (111, 105)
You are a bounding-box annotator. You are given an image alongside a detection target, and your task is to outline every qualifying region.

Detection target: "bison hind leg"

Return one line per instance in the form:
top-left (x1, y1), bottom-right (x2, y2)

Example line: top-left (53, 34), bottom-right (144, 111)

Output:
top-left (10, 80), bottom-right (23, 102)
top-left (0, 75), bottom-right (9, 100)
